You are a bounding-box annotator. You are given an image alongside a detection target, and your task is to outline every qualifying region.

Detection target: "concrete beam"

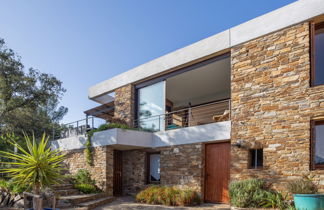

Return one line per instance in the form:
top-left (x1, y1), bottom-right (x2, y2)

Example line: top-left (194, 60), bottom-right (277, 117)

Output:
top-left (51, 121), bottom-right (231, 150)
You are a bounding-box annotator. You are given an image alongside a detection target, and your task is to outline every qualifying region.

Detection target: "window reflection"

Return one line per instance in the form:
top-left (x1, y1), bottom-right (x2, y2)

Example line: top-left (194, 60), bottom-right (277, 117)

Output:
top-left (138, 81), bottom-right (165, 131)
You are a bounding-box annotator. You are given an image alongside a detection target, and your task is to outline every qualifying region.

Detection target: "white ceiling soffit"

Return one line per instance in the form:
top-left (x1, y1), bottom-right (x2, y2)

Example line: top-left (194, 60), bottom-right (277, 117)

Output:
top-left (92, 94), bottom-right (114, 104)
top-left (89, 0), bottom-right (324, 100)
top-left (166, 57), bottom-right (230, 107)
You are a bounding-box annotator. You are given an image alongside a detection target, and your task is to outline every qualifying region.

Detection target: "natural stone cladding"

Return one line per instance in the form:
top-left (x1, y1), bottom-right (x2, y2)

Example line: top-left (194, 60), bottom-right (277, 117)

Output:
top-left (231, 22), bottom-right (324, 192)
top-left (114, 84), bottom-right (135, 126)
top-left (63, 146), bottom-right (114, 195)
top-left (122, 143), bottom-right (204, 195)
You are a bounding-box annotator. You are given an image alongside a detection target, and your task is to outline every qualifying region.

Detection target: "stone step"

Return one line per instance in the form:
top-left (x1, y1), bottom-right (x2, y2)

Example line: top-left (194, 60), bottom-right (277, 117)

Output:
top-left (59, 193), bottom-right (106, 205)
top-left (56, 188), bottom-right (79, 196)
top-left (77, 196), bottom-right (115, 210)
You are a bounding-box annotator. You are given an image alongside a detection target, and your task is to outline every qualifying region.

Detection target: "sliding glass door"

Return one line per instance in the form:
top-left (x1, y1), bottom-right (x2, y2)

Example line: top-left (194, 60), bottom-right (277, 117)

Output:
top-left (137, 81), bottom-right (165, 131)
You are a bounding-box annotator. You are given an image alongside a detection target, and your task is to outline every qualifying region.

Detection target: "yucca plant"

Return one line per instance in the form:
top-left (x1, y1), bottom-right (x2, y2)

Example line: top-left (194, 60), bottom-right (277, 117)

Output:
top-left (0, 133), bottom-right (65, 195)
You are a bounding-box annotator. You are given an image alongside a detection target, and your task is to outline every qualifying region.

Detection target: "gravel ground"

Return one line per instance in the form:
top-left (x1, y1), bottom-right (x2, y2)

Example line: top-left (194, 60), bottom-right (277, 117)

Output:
top-left (94, 196), bottom-right (230, 210)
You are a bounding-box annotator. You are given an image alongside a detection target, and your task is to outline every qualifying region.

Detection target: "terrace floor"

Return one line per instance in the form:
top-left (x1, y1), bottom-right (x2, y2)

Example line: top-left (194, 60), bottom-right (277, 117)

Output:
top-left (94, 196), bottom-right (230, 210)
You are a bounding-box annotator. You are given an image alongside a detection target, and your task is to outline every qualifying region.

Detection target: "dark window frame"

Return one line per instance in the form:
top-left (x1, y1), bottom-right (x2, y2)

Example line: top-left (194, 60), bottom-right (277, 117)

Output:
top-left (310, 21), bottom-right (324, 87)
top-left (146, 152), bottom-right (161, 184)
top-left (310, 119), bottom-right (324, 170)
top-left (248, 149), bottom-right (263, 169)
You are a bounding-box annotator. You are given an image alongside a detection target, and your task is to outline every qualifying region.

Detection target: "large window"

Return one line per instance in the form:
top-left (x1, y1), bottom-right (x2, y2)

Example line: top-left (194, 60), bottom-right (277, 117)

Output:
top-left (137, 81), bottom-right (165, 131)
top-left (311, 120), bottom-right (324, 169)
top-left (311, 22), bottom-right (324, 86)
top-left (147, 153), bottom-right (160, 183)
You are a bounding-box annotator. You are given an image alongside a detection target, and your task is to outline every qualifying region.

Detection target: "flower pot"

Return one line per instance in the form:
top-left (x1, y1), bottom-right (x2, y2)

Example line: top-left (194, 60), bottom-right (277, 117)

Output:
top-left (294, 194), bottom-right (324, 210)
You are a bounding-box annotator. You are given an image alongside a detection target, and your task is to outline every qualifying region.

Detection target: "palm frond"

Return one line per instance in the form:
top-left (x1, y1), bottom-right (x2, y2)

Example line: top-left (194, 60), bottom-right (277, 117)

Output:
top-left (0, 133), bottom-right (66, 194)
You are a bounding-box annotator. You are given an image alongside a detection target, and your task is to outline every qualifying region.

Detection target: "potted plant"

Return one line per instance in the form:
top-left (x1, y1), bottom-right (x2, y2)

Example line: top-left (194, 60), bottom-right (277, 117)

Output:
top-left (0, 133), bottom-right (65, 210)
top-left (287, 175), bottom-right (324, 210)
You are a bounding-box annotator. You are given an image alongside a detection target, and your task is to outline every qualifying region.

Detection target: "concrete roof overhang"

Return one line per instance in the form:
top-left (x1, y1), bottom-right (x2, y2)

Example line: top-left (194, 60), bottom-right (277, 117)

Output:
top-left (89, 0), bottom-right (324, 101)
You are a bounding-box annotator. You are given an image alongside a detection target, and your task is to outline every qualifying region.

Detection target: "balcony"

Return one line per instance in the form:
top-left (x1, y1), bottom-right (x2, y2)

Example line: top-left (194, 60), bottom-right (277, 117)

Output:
top-left (134, 99), bottom-right (230, 132)
top-left (52, 99), bottom-right (231, 151)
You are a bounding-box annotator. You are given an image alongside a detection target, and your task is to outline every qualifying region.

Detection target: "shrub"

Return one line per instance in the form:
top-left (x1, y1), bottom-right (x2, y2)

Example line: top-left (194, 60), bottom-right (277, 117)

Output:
top-left (74, 184), bottom-right (100, 194)
top-left (0, 179), bottom-right (28, 194)
top-left (0, 179), bottom-right (28, 207)
top-left (229, 179), bottom-right (275, 208)
top-left (87, 123), bottom-right (134, 137)
top-left (136, 186), bottom-right (201, 206)
top-left (287, 177), bottom-right (318, 194)
top-left (71, 169), bottom-right (101, 194)
top-left (74, 169), bottom-right (95, 185)
top-left (262, 192), bottom-right (295, 210)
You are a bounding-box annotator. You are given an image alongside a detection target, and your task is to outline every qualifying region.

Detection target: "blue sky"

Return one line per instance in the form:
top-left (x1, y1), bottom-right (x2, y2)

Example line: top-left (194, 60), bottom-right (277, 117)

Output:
top-left (0, 0), bottom-right (296, 124)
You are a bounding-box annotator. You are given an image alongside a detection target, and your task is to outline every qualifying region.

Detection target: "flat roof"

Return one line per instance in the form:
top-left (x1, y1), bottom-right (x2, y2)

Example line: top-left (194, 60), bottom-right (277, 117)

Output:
top-left (89, 0), bottom-right (324, 100)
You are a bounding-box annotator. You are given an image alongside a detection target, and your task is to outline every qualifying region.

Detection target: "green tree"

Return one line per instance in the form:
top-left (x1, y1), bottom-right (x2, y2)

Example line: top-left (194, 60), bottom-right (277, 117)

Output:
top-left (0, 38), bottom-right (67, 140)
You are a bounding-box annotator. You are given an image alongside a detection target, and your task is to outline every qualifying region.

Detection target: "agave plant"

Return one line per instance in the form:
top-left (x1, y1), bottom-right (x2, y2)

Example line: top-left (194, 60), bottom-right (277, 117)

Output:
top-left (0, 133), bottom-right (65, 195)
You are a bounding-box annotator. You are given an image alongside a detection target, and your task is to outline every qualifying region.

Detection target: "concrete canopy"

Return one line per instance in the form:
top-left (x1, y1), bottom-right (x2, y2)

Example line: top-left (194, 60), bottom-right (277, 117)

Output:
top-left (89, 0), bottom-right (324, 101)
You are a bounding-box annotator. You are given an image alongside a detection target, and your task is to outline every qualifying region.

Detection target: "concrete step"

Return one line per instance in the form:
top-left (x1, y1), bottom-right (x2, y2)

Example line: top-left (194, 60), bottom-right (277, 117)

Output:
top-left (56, 188), bottom-right (79, 196)
top-left (59, 193), bottom-right (105, 205)
top-left (77, 196), bottom-right (115, 210)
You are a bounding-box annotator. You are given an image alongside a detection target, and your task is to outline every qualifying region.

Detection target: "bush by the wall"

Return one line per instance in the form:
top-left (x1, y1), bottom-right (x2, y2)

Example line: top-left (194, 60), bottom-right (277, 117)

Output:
top-left (229, 179), bottom-right (274, 208)
top-left (229, 179), bottom-right (295, 209)
top-left (71, 169), bottom-right (101, 194)
top-left (262, 192), bottom-right (295, 210)
top-left (136, 185), bottom-right (201, 206)
top-left (74, 183), bottom-right (100, 194)
top-left (73, 169), bottom-right (95, 185)
top-left (287, 177), bottom-right (318, 194)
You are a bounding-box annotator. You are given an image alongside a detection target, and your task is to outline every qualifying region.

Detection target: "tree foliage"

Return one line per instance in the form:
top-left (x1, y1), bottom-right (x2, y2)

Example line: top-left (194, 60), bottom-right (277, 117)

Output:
top-left (0, 38), bottom-right (67, 140)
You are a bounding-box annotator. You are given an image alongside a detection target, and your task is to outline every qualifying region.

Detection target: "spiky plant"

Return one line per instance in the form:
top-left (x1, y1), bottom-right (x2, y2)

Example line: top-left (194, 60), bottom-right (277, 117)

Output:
top-left (0, 133), bottom-right (65, 195)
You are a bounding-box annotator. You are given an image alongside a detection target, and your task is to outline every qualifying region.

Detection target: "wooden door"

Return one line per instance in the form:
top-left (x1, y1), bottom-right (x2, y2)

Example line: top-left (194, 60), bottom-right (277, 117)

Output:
top-left (205, 142), bottom-right (230, 203)
top-left (113, 150), bottom-right (123, 196)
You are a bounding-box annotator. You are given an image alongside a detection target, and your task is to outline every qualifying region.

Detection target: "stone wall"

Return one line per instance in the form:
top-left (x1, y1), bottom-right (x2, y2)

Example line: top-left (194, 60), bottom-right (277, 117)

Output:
top-left (63, 146), bottom-right (114, 195)
top-left (122, 150), bottom-right (146, 194)
top-left (122, 143), bottom-right (204, 195)
top-left (231, 22), bottom-right (324, 192)
top-left (160, 144), bottom-right (204, 192)
top-left (114, 84), bottom-right (135, 126)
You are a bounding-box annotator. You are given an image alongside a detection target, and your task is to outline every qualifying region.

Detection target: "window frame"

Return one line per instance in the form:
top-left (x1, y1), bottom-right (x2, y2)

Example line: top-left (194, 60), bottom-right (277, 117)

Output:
top-left (248, 148), bottom-right (263, 169)
top-left (310, 21), bottom-right (324, 87)
top-left (310, 119), bottom-right (324, 170)
top-left (146, 152), bottom-right (161, 184)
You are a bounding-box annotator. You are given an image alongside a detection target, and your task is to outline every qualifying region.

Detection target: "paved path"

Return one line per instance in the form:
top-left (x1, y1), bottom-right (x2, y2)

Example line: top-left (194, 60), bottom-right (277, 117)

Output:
top-left (94, 196), bottom-right (230, 210)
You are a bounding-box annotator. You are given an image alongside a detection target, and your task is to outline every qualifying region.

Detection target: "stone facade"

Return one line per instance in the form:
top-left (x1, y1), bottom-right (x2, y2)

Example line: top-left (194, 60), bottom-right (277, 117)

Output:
top-left (63, 146), bottom-right (114, 195)
top-left (231, 22), bottom-right (324, 192)
top-left (62, 21), bottom-right (324, 200)
top-left (122, 150), bottom-right (146, 194)
top-left (160, 144), bottom-right (204, 192)
top-left (122, 143), bottom-right (204, 195)
top-left (114, 84), bottom-right (135, 126)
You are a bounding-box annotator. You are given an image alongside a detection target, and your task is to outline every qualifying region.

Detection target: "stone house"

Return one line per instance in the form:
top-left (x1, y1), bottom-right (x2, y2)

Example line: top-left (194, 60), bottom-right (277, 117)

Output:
top-left (52, 0), bottom-right (324, 204)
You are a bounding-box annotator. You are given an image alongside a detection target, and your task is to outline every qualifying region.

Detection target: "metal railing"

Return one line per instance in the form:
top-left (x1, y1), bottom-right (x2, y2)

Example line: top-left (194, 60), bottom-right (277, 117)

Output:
top-left (52, 116), bottom-right (106, 140)
top-left (134, 99), bottom-right (230, 132)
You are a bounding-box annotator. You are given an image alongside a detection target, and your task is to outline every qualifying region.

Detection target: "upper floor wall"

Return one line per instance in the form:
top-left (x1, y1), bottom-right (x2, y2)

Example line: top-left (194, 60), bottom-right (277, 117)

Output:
top-left (89, 0), bottom-right (324, 100)
top-left (230, 21), bottom-right (324, 192)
